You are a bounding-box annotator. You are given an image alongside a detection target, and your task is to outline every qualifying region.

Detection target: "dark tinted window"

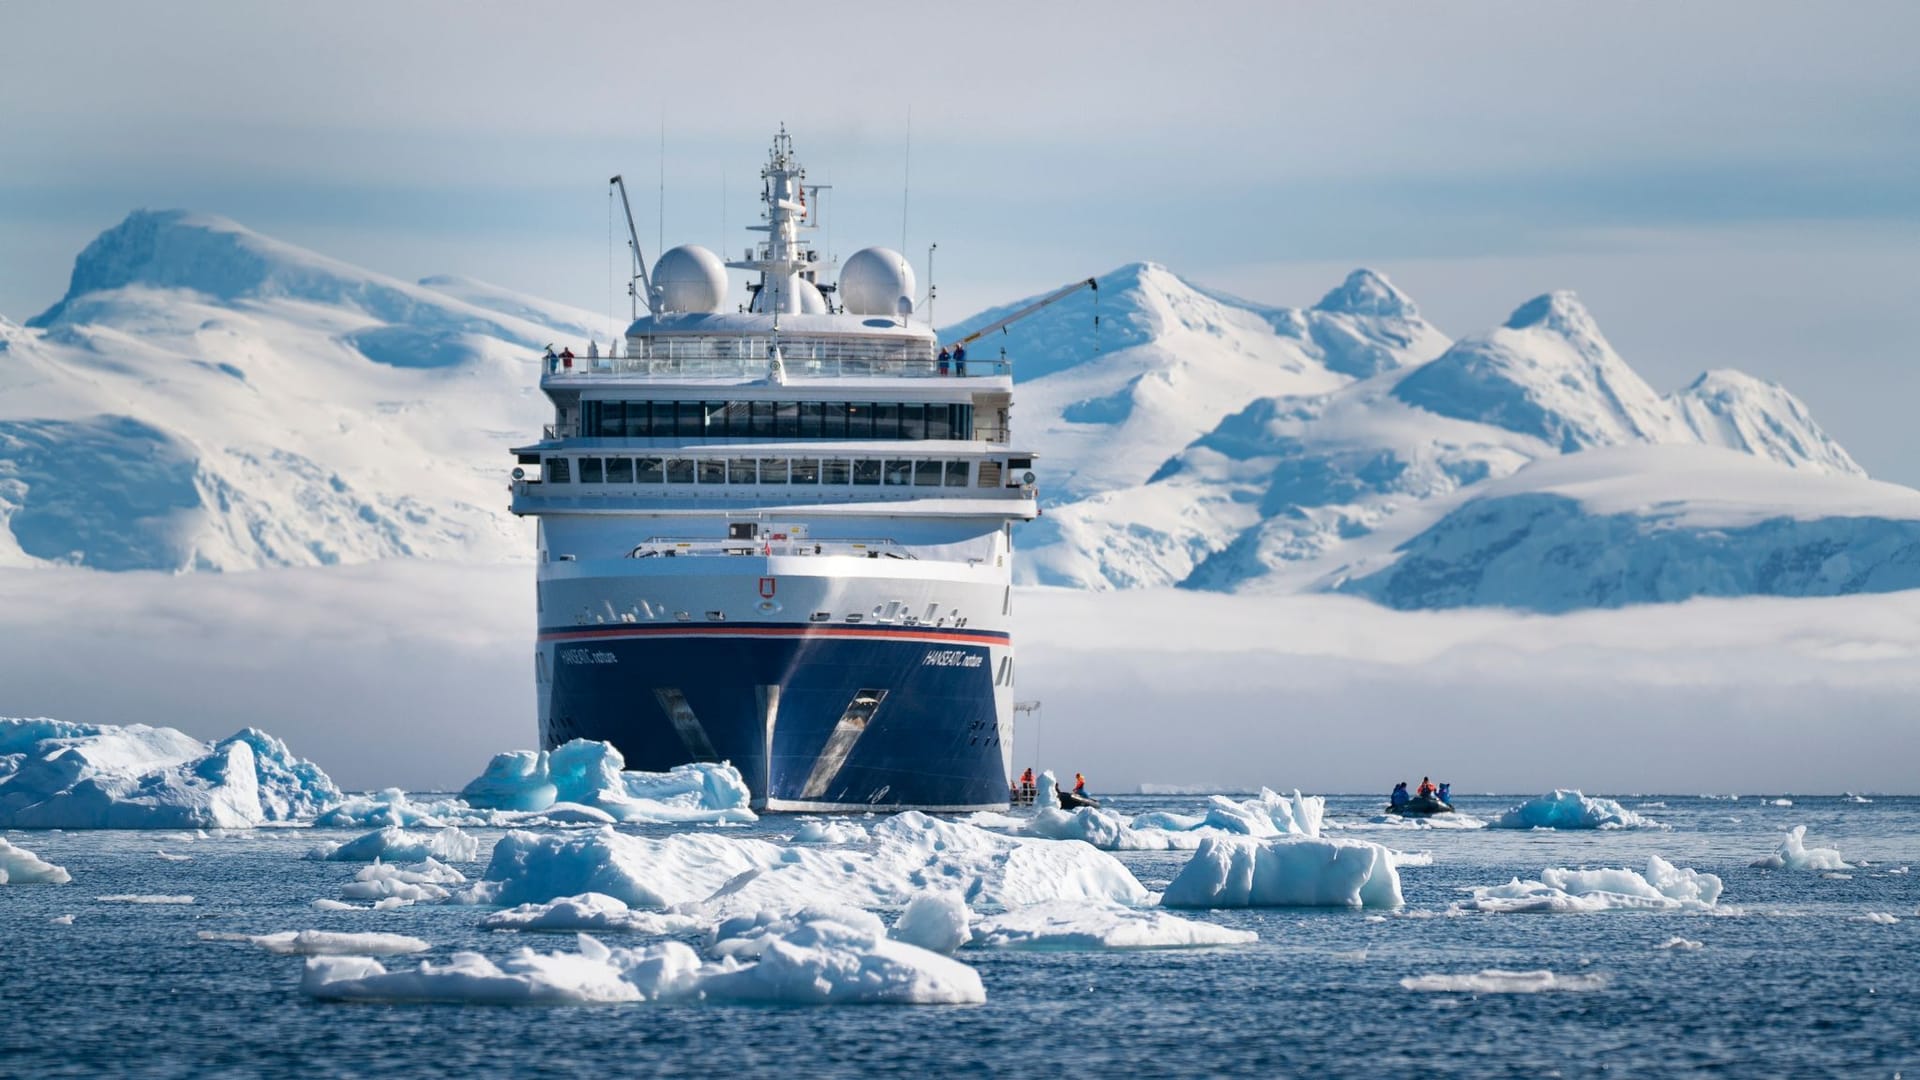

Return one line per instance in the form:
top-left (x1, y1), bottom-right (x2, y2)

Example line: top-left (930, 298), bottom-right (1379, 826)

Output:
top-left (945, 460), bottom-right (970, 487)
top-left (847, 403), bottom-right (872, 438)
top-left (823, 459), bottom-right (851, 484)
top-left (750, 400), bottom-right (774, 437)
top-left (853, 459), bottom-right (881, 485)
top-left (605, 457), bottom-right (634, 483)
top-left (913, 460), bottom-right (942, 486)
top-left (759, 458), bottom-right (788, 484)
top-left (545, 457), bottom-right (571, 483)
top-left (900, 403), bottom-right (926, 440)
top-left (677, 401), bottom-right (704, 437)
top-left (874, 403), bottom-right (900, 440)
top-left (698, 459), bottom-right (726, 484)
top-left (580, 457), bottom-right (604, 483)
top-left (775, 401), bottom-right (799, 438)
top-left (884, 460), bottom-right (912, 486)
top-left (728, 458), bottom-right (757, 484)
top-left (637, 458), bottom-right (665, 483)
top-left (665, 457), bottom-right (694, 483)
top-left (799, 401), bottom-right (823, 438)
top-left (925, 405), bottom-right (950, 440)
top-left (792, 458), bottom-right (820, 484)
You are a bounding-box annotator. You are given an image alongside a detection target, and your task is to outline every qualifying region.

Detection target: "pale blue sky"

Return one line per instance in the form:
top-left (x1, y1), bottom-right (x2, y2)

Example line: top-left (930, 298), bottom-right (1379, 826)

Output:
top-left (5, 1), bottom-right (1917, 478)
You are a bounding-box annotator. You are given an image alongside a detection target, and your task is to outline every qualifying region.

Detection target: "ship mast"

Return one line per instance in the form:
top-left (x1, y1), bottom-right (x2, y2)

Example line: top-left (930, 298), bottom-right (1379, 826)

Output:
top-left (728, 125), bottom-right (817, 318)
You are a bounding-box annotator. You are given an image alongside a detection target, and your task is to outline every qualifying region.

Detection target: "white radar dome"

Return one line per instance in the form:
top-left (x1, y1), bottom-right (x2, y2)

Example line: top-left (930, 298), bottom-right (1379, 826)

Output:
top-left (796, 279), bottom-right (828, 314)
top-left (838, 247), bottom-right (916, 317)
top-left (651, 245), bottom-right (728, 314)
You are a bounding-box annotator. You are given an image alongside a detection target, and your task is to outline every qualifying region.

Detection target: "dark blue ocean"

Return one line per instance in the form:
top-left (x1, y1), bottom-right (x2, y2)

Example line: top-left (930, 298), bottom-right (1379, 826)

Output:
top-left (4, 794), bottom-right (1916, 1078)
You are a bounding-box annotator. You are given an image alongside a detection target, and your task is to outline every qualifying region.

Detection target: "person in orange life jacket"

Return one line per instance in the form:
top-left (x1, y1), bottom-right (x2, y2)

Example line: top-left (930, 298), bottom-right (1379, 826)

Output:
top-left (1417, 777), bottom-right (1436, 799)
top-left (1073, 772), bottom-right (1087, 794)
top-left (1019, 767), bottom-right (1034, 791)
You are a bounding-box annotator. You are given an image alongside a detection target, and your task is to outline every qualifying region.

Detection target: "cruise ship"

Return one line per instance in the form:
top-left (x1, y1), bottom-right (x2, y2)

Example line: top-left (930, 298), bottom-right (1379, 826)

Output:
top-left (510, 129), bottom-right (1082, 811)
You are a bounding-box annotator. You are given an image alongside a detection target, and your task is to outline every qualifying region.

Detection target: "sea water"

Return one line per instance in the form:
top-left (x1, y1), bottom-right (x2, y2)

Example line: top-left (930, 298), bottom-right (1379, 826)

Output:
top-left (3, 795), bottom-right (1916, 1077)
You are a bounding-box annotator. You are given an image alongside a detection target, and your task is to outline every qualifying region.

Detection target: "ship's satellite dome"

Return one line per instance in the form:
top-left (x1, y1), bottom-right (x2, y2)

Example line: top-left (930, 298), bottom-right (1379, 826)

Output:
top-left (796, 279), bottom-right (828, 314)
top-left (652, 245), bottom-right (728, 314)
top-left (838, 247), bottom-right (916, 317)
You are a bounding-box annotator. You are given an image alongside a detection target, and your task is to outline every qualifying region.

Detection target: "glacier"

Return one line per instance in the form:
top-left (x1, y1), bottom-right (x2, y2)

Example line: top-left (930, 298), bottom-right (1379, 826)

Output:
top-left (0, 717), bottom-right (340, 829)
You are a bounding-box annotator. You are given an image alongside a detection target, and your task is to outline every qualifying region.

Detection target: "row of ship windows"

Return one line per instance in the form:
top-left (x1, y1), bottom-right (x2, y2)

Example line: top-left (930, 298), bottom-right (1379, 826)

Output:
top-left (580, 400), bottom-right (977, 441)
top-left (546, 456), bottom-right (981, 487)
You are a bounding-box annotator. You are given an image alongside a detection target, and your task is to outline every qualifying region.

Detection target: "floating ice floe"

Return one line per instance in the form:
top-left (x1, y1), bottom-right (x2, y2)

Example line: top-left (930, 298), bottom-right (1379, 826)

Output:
top-left (460, 742), bottom-right (755, 825)
top-left (98, 894), bottom-right (193, 904)
top-left (702, 913), bottom-right (985, 1004)
top-left (312, 789), bottom-right (473, 829)
top-left (155, 850), bottom-right (192, 862)
top-left (890, 892), bottom-right (972, 955)
top-left (0, 718), bottom-right (340, 829)
top-left (1489, 790), bottom-right (1662, 830)
top-left (1400, 969), bottom-right (1608, 993)
top-left (459, 813), bottom-right (1150, 918)
top-left (1160, 834), bottom-right (1403, 909)
top-left (1858, 912), bottom-right (1900, 925)
top-left (200, 930), bottom-right (431, 956)
top-left (341, 859), bottom-right (466, 903)
top-left (1458, 856), bottom-right (1723, 914)
top-left (1005, 789), bottom-right (1324, 852)
top-left (1770, 798), bottom-right (1794, 807)
top-left (49, 914), bottom-right (74, 925)
top-left (481, 893), bottom-right (704, 935)
top-left (0, 837), bottom-right (71, 883)
top-left (1656, 936), bottom-right (1705, 950)
top-left (1751, 825), bottom-right (1851, 871)
top-left (305, 919), bottom-right (985, 1006)
top-left (790, 819), bottom-right (871, 845)
top-left (308, 826), bottom-right (480, 863)
top-left (969, 901), bottom-right (1256, 950)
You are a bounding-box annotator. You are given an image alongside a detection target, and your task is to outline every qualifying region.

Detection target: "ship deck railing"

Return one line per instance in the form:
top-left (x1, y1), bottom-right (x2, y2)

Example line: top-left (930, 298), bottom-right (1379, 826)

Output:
top-left (543, 352), bottom-right (1010, 381)
top-left (628, 537), bottom-right (915, 560)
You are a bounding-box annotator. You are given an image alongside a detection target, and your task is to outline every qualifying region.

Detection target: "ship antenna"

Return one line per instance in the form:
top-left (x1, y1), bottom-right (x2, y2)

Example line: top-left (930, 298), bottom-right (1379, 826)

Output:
top-left (900, 106), bottom-right (912, 270)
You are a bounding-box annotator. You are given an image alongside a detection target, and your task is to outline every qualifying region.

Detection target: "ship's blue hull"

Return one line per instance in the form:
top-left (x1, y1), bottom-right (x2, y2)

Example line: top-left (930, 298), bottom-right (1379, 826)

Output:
top-left (540, 622), bottom-right (1010, 810)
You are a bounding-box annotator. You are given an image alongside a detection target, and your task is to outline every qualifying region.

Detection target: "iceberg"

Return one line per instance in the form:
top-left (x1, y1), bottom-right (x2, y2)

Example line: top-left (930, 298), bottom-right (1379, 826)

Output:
top-left (1490, 790), bottom-right (1661, 830)
top-left (1751, 825), bottom-right (1851, 871)
top-left (701, 914), bottom-right (984, 1005)
top-left (304, 919), bottom-right (985, 1006)
top-left (1014, 805), bottom-right (1206, 851)
top-left (310, 826), bottom-right (480, 864)
top-left (790, 819), bottom-right (871, 845)
top-left (0, 718), bottom-right (341, 829)
top-left (200, 930), bottom-right (431, 956)
top-left (890, 892), bottom-right (973, 955)
top-left (970, 902), bottom-right (1256, 950)
top-left (461, 813), bottom-right (1149, 918)
top-left (312, 789), bottom-right (474, 829)
top-left (481, 893), bottom-right (704, 935)
top-left (0, 836), bottom-right (71, 884)
top-left (1161, 834), bottom-right (1402, 909)
top-left (692, 812), bottom-right (1151, 919)
top-left (459, 741), bottom-right (754, 824)
top-left (340, 859), bottom-right (466, 903)
top-left (1400, 969), bottom-right (1608, 993)
top-left (457, 827), bottom-right (783, 909)
top-left (1198, 788), bottom-right (1325, 837)
top-left (1004, 791), bottom-right (1323, 852)
top-left (1458, 856), bottom-right (1723, 913)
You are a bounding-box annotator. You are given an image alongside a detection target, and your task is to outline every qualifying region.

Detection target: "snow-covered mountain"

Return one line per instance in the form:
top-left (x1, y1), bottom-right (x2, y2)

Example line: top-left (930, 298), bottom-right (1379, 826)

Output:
top-left (1340, 445), bottom-right (1920, 611)
top-left (1, 211), bottom-right (613, 571)
top-left (1011, 281), bottom-right (1890, 604)
top-left (3, 211), bottom-right (1907, 612)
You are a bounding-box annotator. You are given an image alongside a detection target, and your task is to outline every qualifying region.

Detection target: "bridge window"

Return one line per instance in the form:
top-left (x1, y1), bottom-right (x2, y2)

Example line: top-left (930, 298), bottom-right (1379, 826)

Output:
top-left (698, 459), bottom-right (726, 484)
top-left (665, 457), bottom-right (694, 484)
top-left (579, 457), bottom-right (604, 483)
top-left (637, 458), bottom-right (665, 483)
top-left (946, 460), bottom-right (970, 487)
top-left (925, 405), bottom-right (950, 440)
top-left (913, 460), bottom-right (943, 486)
top-left (791, 458), bottom-right (820, 484)
top-left (874, 403), bottom-right (900, 440)
top-left (728, 457), bottom-right (757, 484)
top-left (775, 401), bottom-right (799, 438)
top-left (677, 402), bottom-right (704, 438)
top-left (852, 459), bottom-right (881, 485)
top-left (799, 401), bottom-right (823, 438)
top-left (544, 457), bottom-right (571, 483)
top-left (846, 403), bottom-right (871, 438)
top-left (823, 459), bottom-right (851, 484)
top-left (900, 403), bottom-right (926, 440)
top-left (605, 457), bottom-right (634, 483)
top-left (759, 458), bottom-right (789, 484)
top-left (884, 460), bottom-right (912, 486)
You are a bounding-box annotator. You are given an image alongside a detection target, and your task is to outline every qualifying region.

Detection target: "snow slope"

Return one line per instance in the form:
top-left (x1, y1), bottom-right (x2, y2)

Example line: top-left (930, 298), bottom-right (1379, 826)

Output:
top-left (0, 211), bottom-right (615, 571)
top-left (1342, 445), bottom-right (1920, 612)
